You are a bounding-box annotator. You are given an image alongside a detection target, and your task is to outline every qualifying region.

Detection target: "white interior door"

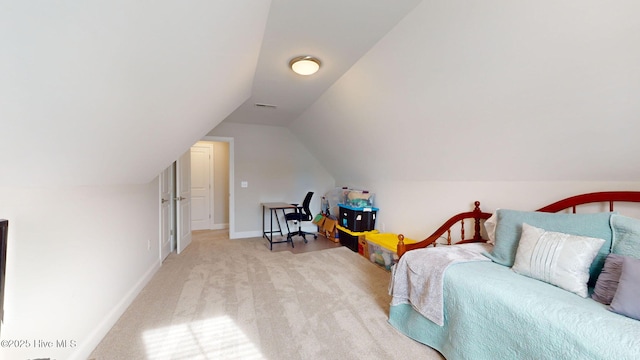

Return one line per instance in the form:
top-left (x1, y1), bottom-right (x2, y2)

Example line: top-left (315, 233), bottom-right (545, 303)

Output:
top-left (159, 164), bottom-right (173, 261)
top-left (176, 150), bottom-right (192, 254)
top-left (190, 143), bottom-right (213, 230)
top-left (202, 136), bottom-right (234, 237)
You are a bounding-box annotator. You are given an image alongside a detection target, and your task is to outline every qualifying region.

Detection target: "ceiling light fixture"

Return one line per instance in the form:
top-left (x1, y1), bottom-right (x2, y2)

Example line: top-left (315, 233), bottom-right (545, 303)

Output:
top-left (289, 56), bottom-right (321, 76)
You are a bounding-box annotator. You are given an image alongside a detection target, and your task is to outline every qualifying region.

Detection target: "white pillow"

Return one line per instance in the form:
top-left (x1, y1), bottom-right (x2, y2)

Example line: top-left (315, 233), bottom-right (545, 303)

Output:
top-left (484, 211), bottom-right (498, 245)
top-left (512, 223), bottom-right (605, 298)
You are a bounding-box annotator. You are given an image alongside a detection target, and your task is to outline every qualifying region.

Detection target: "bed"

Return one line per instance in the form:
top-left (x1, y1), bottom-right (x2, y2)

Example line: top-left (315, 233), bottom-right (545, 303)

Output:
top-left (389, 191), bottom-right (640, 360)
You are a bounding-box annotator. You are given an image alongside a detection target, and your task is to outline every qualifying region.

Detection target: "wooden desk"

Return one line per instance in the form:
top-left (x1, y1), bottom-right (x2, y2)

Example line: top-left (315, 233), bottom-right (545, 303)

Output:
top-left (261, 202), bottom-right (297, 250)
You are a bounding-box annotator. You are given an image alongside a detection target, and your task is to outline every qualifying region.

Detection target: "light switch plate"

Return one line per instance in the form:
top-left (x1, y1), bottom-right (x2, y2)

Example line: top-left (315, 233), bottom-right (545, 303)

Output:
top-left (241, 181), bottom-right (248, 188)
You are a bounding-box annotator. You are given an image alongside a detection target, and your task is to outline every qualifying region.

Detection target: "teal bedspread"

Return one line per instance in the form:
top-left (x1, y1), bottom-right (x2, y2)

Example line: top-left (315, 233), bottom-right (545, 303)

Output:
top-left (389, 261), bottom-right (640, 360)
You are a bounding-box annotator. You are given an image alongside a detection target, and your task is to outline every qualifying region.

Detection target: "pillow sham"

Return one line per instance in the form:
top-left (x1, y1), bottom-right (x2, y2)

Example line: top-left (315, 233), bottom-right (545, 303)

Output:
top-left (483, 209), bottom-right (613, 285)
top-left (592, 253), bottom-right (624, 305)
top-left (512, 223), bottom-right (605, 298)
top-left (609, 256), bottom-right (640, 320)
top-left (611, 214), bottom-right (640, 259)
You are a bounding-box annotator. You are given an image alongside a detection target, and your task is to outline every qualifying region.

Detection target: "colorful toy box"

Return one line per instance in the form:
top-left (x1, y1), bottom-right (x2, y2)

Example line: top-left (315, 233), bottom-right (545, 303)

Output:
top-left (364, 233), bottom-right (416, 270)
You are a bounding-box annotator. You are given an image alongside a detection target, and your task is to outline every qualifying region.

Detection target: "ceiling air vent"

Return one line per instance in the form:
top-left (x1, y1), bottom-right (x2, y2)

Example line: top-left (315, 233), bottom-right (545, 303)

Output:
top-left (254, 103), bottom-right (277, 109)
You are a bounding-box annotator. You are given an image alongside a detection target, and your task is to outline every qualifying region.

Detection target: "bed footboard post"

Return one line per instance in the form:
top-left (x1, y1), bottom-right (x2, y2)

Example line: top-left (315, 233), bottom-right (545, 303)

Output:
top-left (473, 201), bottom-right (483, 241)
top-left (397, 234), bottom-right (406, 258)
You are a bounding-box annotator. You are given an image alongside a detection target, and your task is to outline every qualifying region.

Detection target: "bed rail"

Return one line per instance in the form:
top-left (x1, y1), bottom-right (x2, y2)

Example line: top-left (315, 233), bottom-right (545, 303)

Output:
top-left (536, 191), bottom-right (640, 213)
top-left (397, 191), bottom-right (640, 259)
top-left (397, 201), bottom-right (491, 258)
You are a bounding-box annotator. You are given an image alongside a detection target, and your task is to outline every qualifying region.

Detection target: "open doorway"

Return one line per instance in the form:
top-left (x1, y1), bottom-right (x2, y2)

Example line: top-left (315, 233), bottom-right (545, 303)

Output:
top-left (190, 140), bottom-right (229, 230)
top-left (191, 136), bottom-right (234, 237)
top-left (158, 136), bottom-right (235, 260)
top-left (159, 148), bottom-right (193, 260)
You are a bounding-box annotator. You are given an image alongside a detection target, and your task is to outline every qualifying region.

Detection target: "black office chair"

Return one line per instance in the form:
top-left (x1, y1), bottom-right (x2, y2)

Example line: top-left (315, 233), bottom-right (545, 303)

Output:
top-left (285, 191), bottom-right (318, 244)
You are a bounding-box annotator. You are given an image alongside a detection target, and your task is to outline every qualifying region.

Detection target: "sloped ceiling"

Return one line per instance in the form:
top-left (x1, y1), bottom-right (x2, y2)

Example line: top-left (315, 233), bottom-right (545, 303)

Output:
top-left (0, 0), bottom-right (271, 186)
top-left (222, 0), bottom-right (422, 127)
top-left (5, 1), bottom-right (639, 187)
top-left (291, 0), bottom-right (640, 182)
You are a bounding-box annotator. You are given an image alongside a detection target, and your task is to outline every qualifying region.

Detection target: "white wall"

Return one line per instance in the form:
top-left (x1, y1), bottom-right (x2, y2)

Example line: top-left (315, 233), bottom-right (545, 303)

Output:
top-left (0, 181), bottom-right (160, 360)
top-left (208, 122), bottom-right (335, 237)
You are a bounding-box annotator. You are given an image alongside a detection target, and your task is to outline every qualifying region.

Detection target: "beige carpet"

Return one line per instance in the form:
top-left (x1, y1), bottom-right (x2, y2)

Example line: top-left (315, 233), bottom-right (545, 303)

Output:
top-left (89, 231), bottom-right (444, 360)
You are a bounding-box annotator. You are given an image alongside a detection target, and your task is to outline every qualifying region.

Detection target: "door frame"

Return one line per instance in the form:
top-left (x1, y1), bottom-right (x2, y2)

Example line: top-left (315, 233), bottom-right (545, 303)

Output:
top-left (201, 135), bottom-right (235, 239)
top-left (159, 163), bottom-right (175, 261)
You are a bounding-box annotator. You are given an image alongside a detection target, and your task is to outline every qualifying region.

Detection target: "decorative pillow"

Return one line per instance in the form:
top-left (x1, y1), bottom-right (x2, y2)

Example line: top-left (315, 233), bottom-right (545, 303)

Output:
top-left (611, 214), bottom-right (640, 259)
top-left (483, 209), bottom-right (613, 285)
top-left (484, 211), bottom-right (498, 245)
top-left (592, 254), bottom-right (624, 305)
top-left (609, 256), bottom-right (640, 320)
top-left (512, 223), bottom-right (605, 298)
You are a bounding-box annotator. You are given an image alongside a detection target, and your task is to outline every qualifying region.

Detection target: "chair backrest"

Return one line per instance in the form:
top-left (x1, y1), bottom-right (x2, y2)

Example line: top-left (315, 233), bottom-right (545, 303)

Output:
top-left (301, 191), bottom-right (314, 219)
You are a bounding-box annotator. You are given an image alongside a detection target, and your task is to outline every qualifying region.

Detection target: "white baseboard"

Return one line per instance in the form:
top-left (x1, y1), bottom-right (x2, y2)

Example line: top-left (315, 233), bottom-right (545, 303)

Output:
top-left (192, 223), bottom-right (229, 231)
top-left (72, 260), bottom-right (161, 360)
top-left (211, 223), bottom-right (228, 230)
top-left (231, 230), bottom-right (262, 239)
top-left (231, 225), bottom-right (318, 240)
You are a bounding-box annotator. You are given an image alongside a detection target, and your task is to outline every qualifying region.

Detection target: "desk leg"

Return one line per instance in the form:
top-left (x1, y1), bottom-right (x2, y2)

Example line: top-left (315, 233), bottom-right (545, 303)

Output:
top-left (269, 208), bottom-right (274, 250)
top-left (262, 205), bottom-right (266, 239)
top-left (275, 210), bottom-right (283, 237)
top-left (281, 209), bottom-right (294, 248)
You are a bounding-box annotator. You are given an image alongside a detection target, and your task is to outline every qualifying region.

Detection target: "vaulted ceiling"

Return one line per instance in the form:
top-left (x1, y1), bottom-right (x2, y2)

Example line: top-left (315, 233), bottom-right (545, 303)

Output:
top-left (1, 1), bottom-right (271, 186)
top-left (0, 0), bottom-right (422, 186)
top-left (222, 0), bottom-right (422, 127)
top-left (3, 1), bottom-right (640, 187)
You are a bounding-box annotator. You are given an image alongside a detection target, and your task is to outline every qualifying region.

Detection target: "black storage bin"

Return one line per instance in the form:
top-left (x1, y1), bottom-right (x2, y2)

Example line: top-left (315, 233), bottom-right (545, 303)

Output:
top-left (338, 229), bottom-right (359, 252)
top-left (339, 204), bottom-right (378, 232)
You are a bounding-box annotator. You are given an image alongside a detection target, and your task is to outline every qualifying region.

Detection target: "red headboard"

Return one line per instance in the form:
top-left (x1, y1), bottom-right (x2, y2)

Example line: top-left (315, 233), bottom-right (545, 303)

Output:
top-left (536, 191), bottom-right (640, 213)
top-left (397, 191), bottom-right (640, 258)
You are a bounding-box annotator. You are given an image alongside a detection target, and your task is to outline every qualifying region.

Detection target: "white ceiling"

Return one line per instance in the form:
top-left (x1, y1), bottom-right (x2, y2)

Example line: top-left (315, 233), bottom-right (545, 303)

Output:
top-left (222, 0), bottom-right (423, 127)
top-left (6, 0), bottom-right (637, 186)
top-left (0, 1), bottom-right (271, 186)
top-left (0, 0), bottom-right (424, 186)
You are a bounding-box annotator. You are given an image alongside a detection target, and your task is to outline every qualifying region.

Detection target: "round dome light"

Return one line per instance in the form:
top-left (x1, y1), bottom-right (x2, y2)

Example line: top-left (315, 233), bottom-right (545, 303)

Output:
top-left (289, 56), bottom-right (321, 76)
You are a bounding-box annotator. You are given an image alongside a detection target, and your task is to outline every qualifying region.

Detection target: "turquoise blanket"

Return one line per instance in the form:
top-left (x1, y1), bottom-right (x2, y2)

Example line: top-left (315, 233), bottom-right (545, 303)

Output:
top-left (389, 261), bottom-right (640, 360)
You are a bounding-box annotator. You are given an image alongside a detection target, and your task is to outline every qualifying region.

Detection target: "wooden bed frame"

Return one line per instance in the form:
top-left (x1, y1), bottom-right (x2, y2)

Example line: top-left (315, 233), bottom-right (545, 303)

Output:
top-left (397, 191), bottom-right (640, 258)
